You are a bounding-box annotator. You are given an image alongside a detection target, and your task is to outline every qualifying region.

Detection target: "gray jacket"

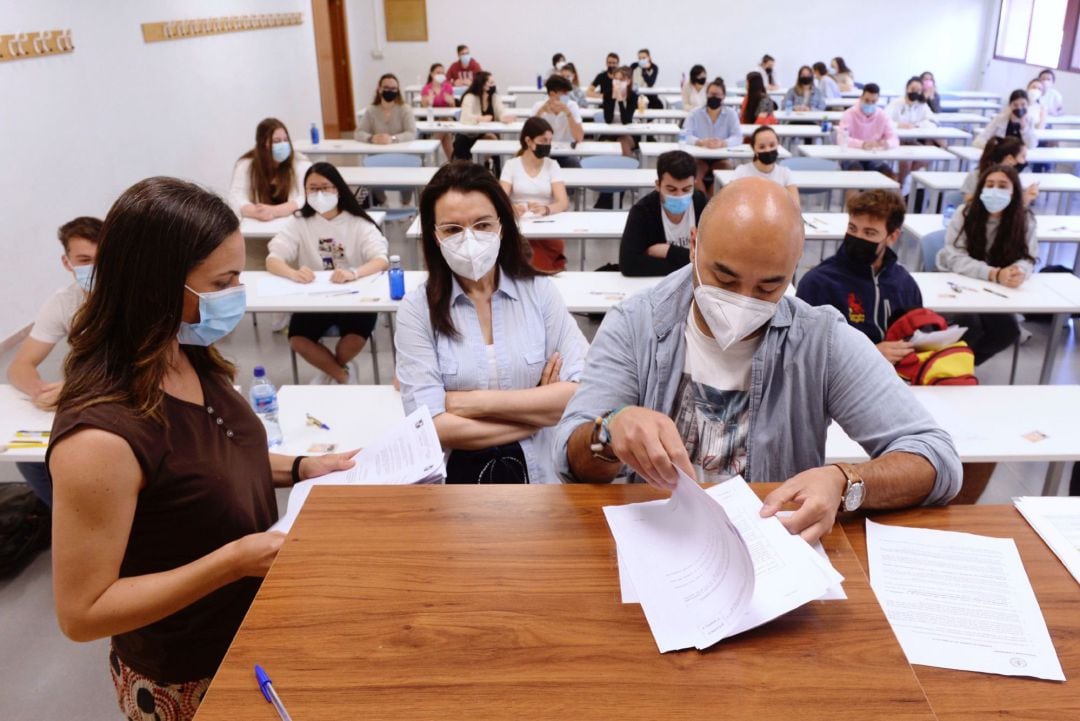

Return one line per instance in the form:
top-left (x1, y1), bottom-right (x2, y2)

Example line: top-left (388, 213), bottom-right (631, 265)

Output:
top-left (553, 265), bottom-right (961, 505)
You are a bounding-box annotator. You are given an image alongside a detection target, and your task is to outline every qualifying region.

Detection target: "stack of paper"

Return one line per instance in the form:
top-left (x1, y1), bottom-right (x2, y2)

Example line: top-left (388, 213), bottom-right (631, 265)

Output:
top-left (604, 472), bottom-right (845, 653)
top-left (909, 325), bottom-right (967, 351)
top-left (271, 406), bottom-right (445, 533)
top-left (867, 520), bottom-right (1065, 681)
top-left (1015, 496), bottom-right (1080, 585)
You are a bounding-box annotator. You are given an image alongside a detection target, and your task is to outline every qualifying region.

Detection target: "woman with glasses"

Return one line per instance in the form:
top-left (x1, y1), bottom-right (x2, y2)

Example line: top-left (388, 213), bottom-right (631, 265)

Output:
top-left (395, 161), bottom-right (589, 484)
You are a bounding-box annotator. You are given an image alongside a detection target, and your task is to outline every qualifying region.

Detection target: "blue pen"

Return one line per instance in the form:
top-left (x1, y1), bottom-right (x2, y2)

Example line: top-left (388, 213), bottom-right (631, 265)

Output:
top-left (255, 665), bottom-right (293, 721)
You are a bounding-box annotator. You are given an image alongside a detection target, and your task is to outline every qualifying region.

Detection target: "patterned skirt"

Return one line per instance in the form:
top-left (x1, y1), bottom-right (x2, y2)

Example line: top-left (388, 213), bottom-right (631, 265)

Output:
top-left (109, 646), bottom-right (211, 721)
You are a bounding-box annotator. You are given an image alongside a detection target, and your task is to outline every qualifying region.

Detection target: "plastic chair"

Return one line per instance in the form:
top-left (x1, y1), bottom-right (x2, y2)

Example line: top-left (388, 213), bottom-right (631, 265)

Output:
top-left (919, 229), bottom-right (946, 272)
top-left (940, 190), bottom-right (965, 213)
top-left (784, 156), bottom-right (841, 210)
top-left (362, 153), bottom-right (421, 223)
top-left (580, 155), bottom-right (641, 209)
top-left (289, 322), bottom-right (381, 384)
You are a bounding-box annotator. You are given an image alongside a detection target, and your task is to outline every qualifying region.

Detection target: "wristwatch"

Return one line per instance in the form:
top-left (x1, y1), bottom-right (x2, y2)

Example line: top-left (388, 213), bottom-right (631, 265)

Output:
top-left (590, 406), bottom-right (626, 463)
top-left (832, 462), bottom-right (865, 512)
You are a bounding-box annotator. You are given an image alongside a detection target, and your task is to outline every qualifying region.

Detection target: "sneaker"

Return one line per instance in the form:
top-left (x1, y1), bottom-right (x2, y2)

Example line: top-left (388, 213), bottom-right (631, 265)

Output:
top-left (309, 371), bottom-right (333, 385)
top-left (1019, 326), bottom-right (1033, 345)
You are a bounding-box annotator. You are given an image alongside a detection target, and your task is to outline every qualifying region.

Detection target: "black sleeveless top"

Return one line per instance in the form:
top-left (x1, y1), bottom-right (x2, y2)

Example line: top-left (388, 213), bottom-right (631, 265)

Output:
top-left (48, 372), bottom-right (277, 682)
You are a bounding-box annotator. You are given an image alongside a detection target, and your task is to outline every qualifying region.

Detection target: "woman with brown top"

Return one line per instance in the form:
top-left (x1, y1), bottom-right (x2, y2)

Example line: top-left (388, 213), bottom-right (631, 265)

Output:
top-left (47, 176), bottom-right (356, 721)
top-left (354, 72), bottom-right (417, 145)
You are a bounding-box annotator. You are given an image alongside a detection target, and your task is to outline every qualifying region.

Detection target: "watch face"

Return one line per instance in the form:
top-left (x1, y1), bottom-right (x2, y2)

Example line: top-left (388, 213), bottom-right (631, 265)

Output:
top-left (845, 482), bottom-right (865, 512)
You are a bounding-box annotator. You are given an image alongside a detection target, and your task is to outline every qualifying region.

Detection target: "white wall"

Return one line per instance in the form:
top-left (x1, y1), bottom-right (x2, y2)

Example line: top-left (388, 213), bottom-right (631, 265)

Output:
top-left (345, 0), bottom-right (990, 104)
top-left (0, 1), bottom-right (321, 342)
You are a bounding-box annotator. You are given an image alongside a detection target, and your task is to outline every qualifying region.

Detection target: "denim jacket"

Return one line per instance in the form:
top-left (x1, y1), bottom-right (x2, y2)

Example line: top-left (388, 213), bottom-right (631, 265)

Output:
top-left (553, 265), bottom-right (961, 504)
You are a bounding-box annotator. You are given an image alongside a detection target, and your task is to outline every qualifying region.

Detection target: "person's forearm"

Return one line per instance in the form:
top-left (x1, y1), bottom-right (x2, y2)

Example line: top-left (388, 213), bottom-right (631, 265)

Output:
top-left (855, 451), bottom-right (935, 509)
top-left (566, 420), bottom-right (620, 483)
top-left (434, 413), bottom-right (539, 450)
top-left (59, 542), bottom-right (242, 642)
top-left (273, 201), bottom-right (298, 217)
top-left (355, 257), bottom-right (390, 277)
top-left (568, 115), bottom-right (585, 143)
top-left (269, 452), bottom-right (304, 487)
top-left (7, 360), bottom-right (46, 398)
top-left (447, 382), bottom-right (578, 427)
top-left (240, 203), bottom-right (259, 218)
top-left (266, 256), bottom-right (297, 279)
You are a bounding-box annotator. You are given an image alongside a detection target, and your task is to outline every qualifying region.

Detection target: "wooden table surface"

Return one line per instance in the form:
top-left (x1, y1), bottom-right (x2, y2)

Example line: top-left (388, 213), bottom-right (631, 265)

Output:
top-left (194, 484), bottom-right (935, 720)
top-left (843, 506), bottom-right (1080, 721)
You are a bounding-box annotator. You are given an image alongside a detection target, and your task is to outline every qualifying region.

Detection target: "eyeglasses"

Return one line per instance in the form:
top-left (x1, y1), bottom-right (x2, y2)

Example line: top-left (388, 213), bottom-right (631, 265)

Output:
top-left (434, 219), bottom-right (501, 240)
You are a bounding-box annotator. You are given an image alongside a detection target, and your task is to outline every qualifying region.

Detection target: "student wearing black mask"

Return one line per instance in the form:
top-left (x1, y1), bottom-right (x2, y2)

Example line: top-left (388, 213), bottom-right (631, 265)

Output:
top-left (754, 54), bottom-right (780, 91)
top-left (733, 126), bottom-right (800, 205)
top-left (797, 190), bottom-right (921, 364)
top-left (782, 66), bottom-right (825, 111)
top-left (682, 64), bottom-right (709, 111)
top-left (355, 73), bottom-right (417, 144)
top-left (974, 89), bottom-right (1037, 149)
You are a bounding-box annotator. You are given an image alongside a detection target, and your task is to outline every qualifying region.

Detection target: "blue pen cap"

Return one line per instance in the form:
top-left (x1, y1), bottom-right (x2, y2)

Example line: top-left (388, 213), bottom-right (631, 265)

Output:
top-left (255, 664), bottom-right (273, 702)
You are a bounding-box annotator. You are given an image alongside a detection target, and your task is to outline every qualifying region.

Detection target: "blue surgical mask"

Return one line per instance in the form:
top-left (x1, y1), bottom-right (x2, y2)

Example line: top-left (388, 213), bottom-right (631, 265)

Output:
top-left (271, 141), bottom-right (291, 163)
top-left (459, 54), bottom-right (471, 65)
top-left (662, 193), bottom-right (693, 214)
top-left (979, 187), bottom-right (1013, 214)
top-left (178, 284), bottom-right (247, 346)
top-left (72, 264), bottom-right (94, 292)
top-left (861, 102), bottom-right (877, 115)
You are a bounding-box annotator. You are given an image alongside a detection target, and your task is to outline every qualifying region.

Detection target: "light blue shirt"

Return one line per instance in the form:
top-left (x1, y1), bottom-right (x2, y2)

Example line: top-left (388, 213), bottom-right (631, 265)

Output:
top-left (396, 268), bottom-right (589, 484)
top-left (683, 106), bottom-right (743, 147)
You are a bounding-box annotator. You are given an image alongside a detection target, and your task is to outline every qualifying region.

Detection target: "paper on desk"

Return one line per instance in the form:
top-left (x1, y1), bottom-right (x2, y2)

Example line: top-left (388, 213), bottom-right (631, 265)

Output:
top-left (257, 270), bottom-right (382, 298)
top-left (606, 474), bottom-right (844, 652)
top-left (1014, 496), bottom-right (1080, 586)
top-left (270, 406), bottom-right (445, 534)
top-left (867, 519), bottom-right (1065, 681)
top-left (909, 325), bottom-right (967, 351)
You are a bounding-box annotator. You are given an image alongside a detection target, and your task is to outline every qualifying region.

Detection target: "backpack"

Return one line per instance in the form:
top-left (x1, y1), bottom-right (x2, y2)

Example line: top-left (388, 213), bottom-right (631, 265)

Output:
top-left (0, 483), bottom-right (51, 578)
top-left (885, 308), bottom-right (978, 386)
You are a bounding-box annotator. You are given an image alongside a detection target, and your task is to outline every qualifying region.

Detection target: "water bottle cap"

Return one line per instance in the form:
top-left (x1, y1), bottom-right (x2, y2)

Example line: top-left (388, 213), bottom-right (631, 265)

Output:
top-left (390, 254), bottom-right (401, 262)
top-left (253, 366), bottom-right (266, 378)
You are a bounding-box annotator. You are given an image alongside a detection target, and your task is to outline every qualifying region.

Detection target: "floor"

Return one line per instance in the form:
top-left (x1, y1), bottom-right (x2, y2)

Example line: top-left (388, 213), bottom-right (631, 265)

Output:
top-left (1, 190), bottom-right (1078, 720)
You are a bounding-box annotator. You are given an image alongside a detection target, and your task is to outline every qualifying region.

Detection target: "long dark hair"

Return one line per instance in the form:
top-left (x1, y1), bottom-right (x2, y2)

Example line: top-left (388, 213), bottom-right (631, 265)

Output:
top-left (299, 162), bottom-right (378, 224)
top-left (240, 118), bottom-right (295, 205)
top-left (688, 64), bottom-right (706, 84)
top-left (465, 71), bottom-right (492, 99)
top-left (516, 117), bottom-right (553, 157)
top-left (57, 177), bottom-right (239, 421)
top-left (977, 136), bottom-right (1025, 176)
top-left (426, 63), bottom-right (443, 84)
top-left (418, 162), bottom-right (540, 340)
top-left (743, 72), bottom-right (768, 123)
top-left (962, 164), bottom-right (1034, 268)
top-left (833, 56), bottom-right (852, 74)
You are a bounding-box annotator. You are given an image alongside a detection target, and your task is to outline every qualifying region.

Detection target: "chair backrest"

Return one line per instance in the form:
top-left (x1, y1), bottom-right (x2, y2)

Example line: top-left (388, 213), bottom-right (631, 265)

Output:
top-left (940, 190), bottom-right (965, 210)
top-left (920, 229), bottom-right (946, 272)
top-left (579, 155), bottom-right (640, 170)
top-left (363, 153), bottom-right (423, 168)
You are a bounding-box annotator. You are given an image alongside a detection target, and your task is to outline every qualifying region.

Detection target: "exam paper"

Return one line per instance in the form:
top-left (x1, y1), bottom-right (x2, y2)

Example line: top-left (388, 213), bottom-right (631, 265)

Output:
top-left (866, 519), bottom-right (1064, 681)
top-left (257, 270), bottom-right (381, 298)
top-left (270, 406), bottom-right (445, 533)
top-left (605, 473), bottom-right (844, 652)
top-left (1014, 496), bottom-right (1080, 586)
top-left (909, 325), bottom-right (967, 351)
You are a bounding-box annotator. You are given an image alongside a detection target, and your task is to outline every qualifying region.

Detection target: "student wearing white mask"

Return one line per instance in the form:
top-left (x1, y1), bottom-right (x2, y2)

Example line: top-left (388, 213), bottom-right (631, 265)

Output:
top-left (229, 118), bottom-right (310, 220)
top-left (266, 163), bottom-right (389, 384)
top-left (1025, 79), bottom-right (1048, 130)
top-left (396, 162), bottom-right (589, 484)
top-left (1037, 68), bottom-right (1064, 116)
top-left (555, 178), bottom-right (961, 543)
top-left (549, 52), bottom-right (567, 78)
top-left (631, 48), bottom-right (663, 109)
top-left (936, 164), bottom-right (1038, 366)
top-left (7, 216), bottom-right (102, 506)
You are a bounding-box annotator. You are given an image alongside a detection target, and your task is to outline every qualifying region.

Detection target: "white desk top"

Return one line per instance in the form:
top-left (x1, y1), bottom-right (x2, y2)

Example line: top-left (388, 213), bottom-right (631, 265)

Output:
top-left (933, 112), bottom-right (991, 126)
top-left (825, 385), bottom-right (1080, 463)
top-left (940, 90), bottom-right (1002, 101)
top-left (416, 121), bottom-right (523, 135)
top-left (548, 271), bottom-right (660, 312)
top-left (908, 171), bottom-right (1080, 193)
top-left (1030, 128), bottom-right (1080, 142)
top-left (241, 212), bottom-right (387, 240)
top-left (468, 140), bottom-right (624, 157)
top-left (405, 211), bottom-right (628, 240)
top-left (640, 142), bottom-right (792, 160)
top-left (1045, 115), bottom-right (1080, 127)
top-left (774, 111), bottom-right (844, 123)
top-left (799, 144), bottom-right (956, 163)
top-left (939, 99), bottom-right (1001, 111)
top-left (0, 386), bottom-right (53, 463)
top-left (714, 169), bottom-right (898, 190)
top-left (558, 168), bottom-right (659, 189)
top-left (894, 126), bottom-right (972, 142)
top-left (914, 272), bottom-right (1080, 314)
top-left (950, 145), bottom-right (1080, 164)
top-left (584, 122), bottom-right (682, 136)
top-left (411, 107), bottom-right (459, 119)
top-left (275, 385), bottom-right (404, 457)
top-left (742, 124), bottom-right (827, 138)
top-left (293, 139), bottom-right (439, 156)
top-left (825, 98), bottom-right (860, 108)
top-left (904, 214), bottom-right (1080, 243)
top-left (339, 166), bottom-right (437, 188)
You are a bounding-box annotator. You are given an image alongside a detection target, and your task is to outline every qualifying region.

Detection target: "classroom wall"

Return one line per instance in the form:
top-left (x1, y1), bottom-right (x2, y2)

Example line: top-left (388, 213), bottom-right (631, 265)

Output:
top-left (0, 1), bottom-right (322, 343)
top-left (345, 0), bottom-right (991, 108)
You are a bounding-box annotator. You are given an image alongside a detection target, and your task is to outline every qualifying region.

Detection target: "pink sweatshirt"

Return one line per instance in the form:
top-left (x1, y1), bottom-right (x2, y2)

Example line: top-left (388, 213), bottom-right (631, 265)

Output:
top-left (839, 106), bottom-right (899, 149)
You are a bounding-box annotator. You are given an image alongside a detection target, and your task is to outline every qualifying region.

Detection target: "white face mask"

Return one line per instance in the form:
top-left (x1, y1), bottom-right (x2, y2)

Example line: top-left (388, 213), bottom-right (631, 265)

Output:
top-left (692, 256), bottom-right (779, 350)
top-left (439, 228), bottom-right (501, 281)
top-left (554, 61), bottom-right (566, 70)
top-left (433, 73), bottom-right (447, 84)
top-left (307, 191), bottom-right (338, 214)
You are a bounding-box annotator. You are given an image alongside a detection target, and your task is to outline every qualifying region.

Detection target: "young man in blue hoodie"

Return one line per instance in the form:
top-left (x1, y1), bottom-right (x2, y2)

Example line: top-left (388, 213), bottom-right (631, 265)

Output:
top-left (796, 190), bottom-right (919, 365)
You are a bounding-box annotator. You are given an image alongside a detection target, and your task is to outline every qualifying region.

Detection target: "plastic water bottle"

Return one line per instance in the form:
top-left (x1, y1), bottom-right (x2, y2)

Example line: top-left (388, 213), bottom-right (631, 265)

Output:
top-left (310, 122), bottom-right (320, 145)
top-left (536, 74), bottom-right (543, 89)
top-left (426, 105), bottom-right (434, 123)
top-left (943, 204), bottom-right (956, 227)
top-left (678, 127), bottom-right (689, 147)
top-left (249, 366), bottom-right (283, 447)
top-left (388, 255), bottom-right (405, 300)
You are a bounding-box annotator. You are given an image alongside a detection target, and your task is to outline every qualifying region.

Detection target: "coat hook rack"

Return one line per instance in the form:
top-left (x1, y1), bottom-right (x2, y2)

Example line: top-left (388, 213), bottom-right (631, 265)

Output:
top-left (0, 29), bottom-right (75, 62)
top-left (141, 12), bottom-right (303, 43)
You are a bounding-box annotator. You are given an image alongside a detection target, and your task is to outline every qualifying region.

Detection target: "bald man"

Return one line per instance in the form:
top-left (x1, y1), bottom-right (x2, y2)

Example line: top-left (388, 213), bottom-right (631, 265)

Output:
top-left (554, 178), bottom-right (960, 541)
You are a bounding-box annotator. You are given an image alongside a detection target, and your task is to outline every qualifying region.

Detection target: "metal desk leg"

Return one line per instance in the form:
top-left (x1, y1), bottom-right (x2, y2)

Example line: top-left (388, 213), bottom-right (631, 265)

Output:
top-left (1041, 461), bottom-right (1065, 495)
top-left (579, 238), bottom-right (586, 271)
top-left (906, 182), bottom-right (917, 213)
top-left (1038, 313), bottom-right (1067, 384)
top-left (369, 313), bottom-right (381, 384)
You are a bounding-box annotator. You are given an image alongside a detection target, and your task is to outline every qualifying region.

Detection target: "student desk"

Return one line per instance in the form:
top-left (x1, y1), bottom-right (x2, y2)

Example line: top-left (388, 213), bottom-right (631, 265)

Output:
top-left (1031, 128), bottom-right (1080, 143)
top-left (940, 90), bottom-right (1003, 101)
top-left (403, 83), bottom-right (465, 103)
top-left (714, 169), bottom-right (898, 192)
top-left (640, 142), bottom-right (793, 166)
top-left (415, 120), bottom-right (524, 137)
top-left (410, 106), bottom-right (460, 119)
top-left (842, 505), bottom-right (1080, 721)
top-left (405, 211), bottom-right (628, 271)
top-left (826, 385), bottom-right (1080, 494)
top-left (913, 271), bottom-right (1080, 384)
top-left (1046, 115), bottom-right (1080, 127)
top-left (273, 385), bottom-right (404, 457)
top-left (939, 99), bottom-right (1001, 114)
top-left (339, 165), bottom-right (437, 191)
top-left (894, 126), bottom-right (972, 143)
top-left (239, 212), bottom-right (386, 240)
top-left (905, 213), bottom-right (1080, 271)
top-left (798, 144), bottom-right (957, 169)
top-left (191, 483), bottom-right (937, 721)
top-left (740, 124), bottom-right (828, 140)
top-left (905, 171), bottom-right (1080, 214)
top-left (950, 145), bottom-right (1080, 171)
top-left (933, 111), bottom-right (992, 128)
top-left (468, 140), bottom-right (623, 162)
top-left (774, 110), bottom-right (845, 123)
top-left (292, 139), bottom-right (440, 166)
top-left (0, 385), bottom-right (52, 464)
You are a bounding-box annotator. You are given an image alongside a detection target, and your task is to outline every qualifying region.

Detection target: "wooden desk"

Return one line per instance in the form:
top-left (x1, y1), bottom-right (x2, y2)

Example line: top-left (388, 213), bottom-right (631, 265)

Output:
top-left (842, 506), bottom-right (1080, 721)
top-left (193, 485), bottom-right (935, 721)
